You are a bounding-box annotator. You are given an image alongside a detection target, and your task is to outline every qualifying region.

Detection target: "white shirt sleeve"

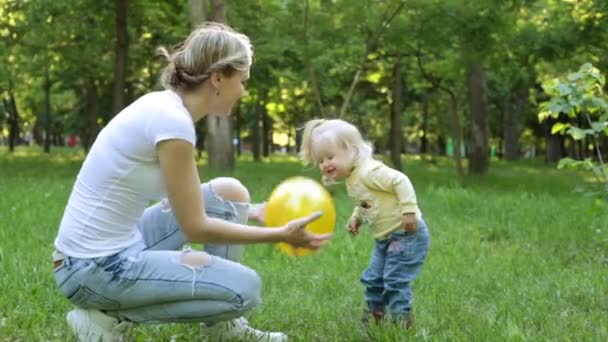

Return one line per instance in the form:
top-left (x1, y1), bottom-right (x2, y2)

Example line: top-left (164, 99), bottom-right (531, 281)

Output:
top-left (145, 107), bottom-right (196, 147)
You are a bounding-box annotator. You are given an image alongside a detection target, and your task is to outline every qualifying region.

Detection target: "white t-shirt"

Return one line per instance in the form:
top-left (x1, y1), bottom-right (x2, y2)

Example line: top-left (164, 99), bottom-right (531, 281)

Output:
top-left (55, 90), bottom-right (196, 258)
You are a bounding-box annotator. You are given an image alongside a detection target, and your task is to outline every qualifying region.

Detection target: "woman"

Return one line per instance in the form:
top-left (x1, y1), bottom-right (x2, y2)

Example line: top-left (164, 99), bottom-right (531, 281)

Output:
top-left (52, 22), bottom-right (330, 342)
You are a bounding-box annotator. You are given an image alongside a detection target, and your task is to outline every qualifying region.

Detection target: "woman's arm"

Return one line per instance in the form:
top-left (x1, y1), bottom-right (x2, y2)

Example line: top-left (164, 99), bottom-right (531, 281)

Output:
top-left (157, 139), bottom-right (330, 248)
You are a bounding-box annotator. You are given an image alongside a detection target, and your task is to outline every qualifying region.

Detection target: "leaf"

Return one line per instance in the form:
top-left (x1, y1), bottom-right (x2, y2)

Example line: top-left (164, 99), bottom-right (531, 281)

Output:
top-left (547, 99), bottom-right (571, 115)
top-left (557, 157), bottom-right (579, 169)
top-left (579, 63), bottom-right (594, 73)
top-left (592, 165), bottom-right (607, 178)
top-left (538, 110), bottom-right (549, 122)
top-left (567, 71), bottom-right (583, 82)
top-left (557, 158), bottom-right (594, 171)
top-left (557, 83), bottom-right (572, 96)
top-left (567, 126), bottom-right (590, 140)
top-left (541, 79), bottom-right (559, 95)
top-left (591, 122), bottom-right (607, 132)
top-left (551, 122), bottom-right (570, 134)
top-left (591, 97), bottom-right (608, 110)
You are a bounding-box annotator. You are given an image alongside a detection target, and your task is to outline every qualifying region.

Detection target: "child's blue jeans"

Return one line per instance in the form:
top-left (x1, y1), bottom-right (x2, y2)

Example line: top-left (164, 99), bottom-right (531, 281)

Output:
top-left (360, 220), bottom-right (430, 318)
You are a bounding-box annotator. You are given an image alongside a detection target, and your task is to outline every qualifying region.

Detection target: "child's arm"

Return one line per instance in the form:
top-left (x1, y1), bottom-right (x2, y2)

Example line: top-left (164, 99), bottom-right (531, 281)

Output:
top-left (347, 207), bottom-right (362, 235)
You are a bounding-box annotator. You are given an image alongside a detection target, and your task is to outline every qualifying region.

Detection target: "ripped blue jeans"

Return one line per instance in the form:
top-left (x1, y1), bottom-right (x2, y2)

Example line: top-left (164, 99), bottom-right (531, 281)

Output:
top-left (53, 182), bottom-right (260, 324)
top-left (361, 220), bottom-right (430, 318)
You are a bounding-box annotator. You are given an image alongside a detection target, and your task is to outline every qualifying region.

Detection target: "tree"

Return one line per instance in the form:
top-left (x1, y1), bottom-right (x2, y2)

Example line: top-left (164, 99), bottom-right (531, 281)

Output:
top-left (539, 63), bottom-right (608, 201)
top-left (201, 0), bottom-right (236, 171)
top-left (112, 0), bottom-right (129, 116)
top-left (337, 0), bottom-right (406, 118)
top-left (389, 51), bottom-right (403, 171)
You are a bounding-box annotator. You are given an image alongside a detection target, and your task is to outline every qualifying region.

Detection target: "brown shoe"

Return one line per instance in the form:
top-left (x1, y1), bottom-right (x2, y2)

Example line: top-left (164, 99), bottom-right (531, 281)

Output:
top-left (393, 312), bottom-right (414, 331)
top-left (362, 309), bottom-right (386, 326)
top-left (372, 310), bottom-right (385, 325)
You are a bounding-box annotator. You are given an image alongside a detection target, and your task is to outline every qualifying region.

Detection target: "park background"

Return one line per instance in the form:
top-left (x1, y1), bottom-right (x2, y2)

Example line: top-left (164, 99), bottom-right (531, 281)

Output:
top-left (1, 0), bottom-right (607, 340)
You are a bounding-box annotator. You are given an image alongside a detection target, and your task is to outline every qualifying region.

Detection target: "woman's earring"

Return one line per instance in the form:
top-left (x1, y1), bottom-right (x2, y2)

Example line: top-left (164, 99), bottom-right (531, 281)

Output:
top-left (216, 90), bottom-right (220, 96)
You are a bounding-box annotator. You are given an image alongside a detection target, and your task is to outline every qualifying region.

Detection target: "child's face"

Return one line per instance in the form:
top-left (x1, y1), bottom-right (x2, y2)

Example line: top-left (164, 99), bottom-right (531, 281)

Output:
top-left (316, 143), bottom-right (356, 181)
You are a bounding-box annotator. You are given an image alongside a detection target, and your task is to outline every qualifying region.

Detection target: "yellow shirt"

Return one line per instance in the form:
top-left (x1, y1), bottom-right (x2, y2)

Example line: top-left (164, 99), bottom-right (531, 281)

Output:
top-left (345, 158), bottom-right (421, 240)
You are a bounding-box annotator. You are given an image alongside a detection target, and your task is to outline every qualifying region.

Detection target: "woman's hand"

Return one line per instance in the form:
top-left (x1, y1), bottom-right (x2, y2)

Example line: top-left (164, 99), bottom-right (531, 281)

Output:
top-left (281, 211), bottom-right (332, 250)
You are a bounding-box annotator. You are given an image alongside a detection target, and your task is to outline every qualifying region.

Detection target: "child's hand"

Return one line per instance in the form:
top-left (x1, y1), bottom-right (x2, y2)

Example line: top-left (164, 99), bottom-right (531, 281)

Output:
top-left (401, 213), bottom-right (417, 232)
top-left (249, 202), bottom-right (266, 224)
top-left (347, 217), bottom-right (361, 236)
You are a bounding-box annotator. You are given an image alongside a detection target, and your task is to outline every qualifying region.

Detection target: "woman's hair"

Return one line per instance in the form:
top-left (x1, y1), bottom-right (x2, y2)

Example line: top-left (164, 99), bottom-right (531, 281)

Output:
top-left (158, 22), bottom-right (253, 91)
top-left (299, 119), bottom-right (374, 166)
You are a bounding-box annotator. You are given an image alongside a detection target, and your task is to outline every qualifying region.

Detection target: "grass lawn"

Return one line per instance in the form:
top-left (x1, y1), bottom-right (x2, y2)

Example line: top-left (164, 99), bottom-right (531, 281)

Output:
top-left (0, 146), bottom-right (607, 341)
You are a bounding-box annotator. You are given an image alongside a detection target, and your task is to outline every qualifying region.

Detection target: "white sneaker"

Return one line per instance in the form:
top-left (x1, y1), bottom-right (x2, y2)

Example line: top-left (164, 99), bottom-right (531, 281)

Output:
top-left (66, 307), bottom-right (132, 342)
top-left (200, 317), bottom-right (288, 341)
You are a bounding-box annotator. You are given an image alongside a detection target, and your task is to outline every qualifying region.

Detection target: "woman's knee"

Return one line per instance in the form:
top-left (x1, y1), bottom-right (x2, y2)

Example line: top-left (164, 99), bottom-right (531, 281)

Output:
top-left (210, 177), bottom-right (250, 203)
top-left (180, 250), bottom-right (212, 267)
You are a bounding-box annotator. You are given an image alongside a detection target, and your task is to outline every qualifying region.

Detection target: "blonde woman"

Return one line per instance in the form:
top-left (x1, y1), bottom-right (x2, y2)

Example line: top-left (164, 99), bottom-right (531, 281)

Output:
top-left (53, 23), bottom-right (330, 342)
top-left (300, 119), bottom-right (430, 331)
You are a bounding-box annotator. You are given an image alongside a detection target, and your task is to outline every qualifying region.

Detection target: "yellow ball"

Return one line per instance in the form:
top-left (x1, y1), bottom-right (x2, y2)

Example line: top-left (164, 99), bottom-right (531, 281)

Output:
top-left (264, 176), bottom-right (336, 256)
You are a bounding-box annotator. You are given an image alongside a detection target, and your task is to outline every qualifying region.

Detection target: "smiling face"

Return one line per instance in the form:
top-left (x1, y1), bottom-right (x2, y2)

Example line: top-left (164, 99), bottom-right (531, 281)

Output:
top-left (313, 137), bottom-right (357, 182)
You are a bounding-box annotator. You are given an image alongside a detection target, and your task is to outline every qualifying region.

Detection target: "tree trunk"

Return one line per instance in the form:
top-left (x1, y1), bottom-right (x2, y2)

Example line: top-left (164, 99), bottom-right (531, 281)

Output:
top-left (338, 1), bottom-right (406, 118)
top-left (443, 89), bottom-right (465, 184)
top-left (262, 107), bottom-right (272, 157)
top-left (578, 115), bottom-right (587, 160)
top-left (211, 0), bottom-right (225, 21)
top-left (303, 0), bottom-right (325, 116)
top-left (286, 129), bottom-right (293, 153)
top-left (189, 0), bottom-right (207, 160)
top-left (503, 87), bottom-right (527, 161)
top-left (577, 139), bottom-right (585, 160)
top-left (196, 120), bottom-right (206, 160)
top-left (44, 63), bottom-right (52, 153)
top-left (502, 95), bottom-right (518, 160)
top-left (32, 121), bottom-right (42, 146)
top-left (205, 0), bottom-right (234, 171)
top-left (421, 92), bottom-right (429, 154)
top-left (112, 0), bottom-right (128, 116)
top-left (189, 0), bottom-right (206, 23)
top-left (206, 115), bottom-right (235, 170)
top-left (82, 78), bottom-right (100, 152)
top-left (545, 119), bottom-right (563, 163)
top-left (466, 62), bottom-right (490, 174)
top-left (4, 89), bottom-right (19, 152)
top-left (252, 95), bottom-right (262, 162)
top-left (390, 51), bottom-right (403, 171)
top-left (235, 104), bottom-right (241, 156)
top-left (414, 46), bottom-right (465, 183)
top-left (295, 124), bottom-right (303, 154)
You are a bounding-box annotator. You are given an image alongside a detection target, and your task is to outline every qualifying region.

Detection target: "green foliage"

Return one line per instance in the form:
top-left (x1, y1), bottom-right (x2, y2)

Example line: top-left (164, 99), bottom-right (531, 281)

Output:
top-left (539, 63), bottom-right (608, 200)
top-left (1, 0), bottom-right (607, 161)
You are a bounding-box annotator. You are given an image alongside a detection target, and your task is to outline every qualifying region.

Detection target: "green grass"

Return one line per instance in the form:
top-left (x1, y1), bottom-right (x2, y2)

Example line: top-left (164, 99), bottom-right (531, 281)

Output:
top-left (1, 146), bottom-right (607, 341)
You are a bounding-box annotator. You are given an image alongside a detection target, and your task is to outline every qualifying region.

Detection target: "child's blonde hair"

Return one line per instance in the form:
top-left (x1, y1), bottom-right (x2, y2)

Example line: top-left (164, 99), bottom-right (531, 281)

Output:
top-left (299, 119), bottom-right (373, 166)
